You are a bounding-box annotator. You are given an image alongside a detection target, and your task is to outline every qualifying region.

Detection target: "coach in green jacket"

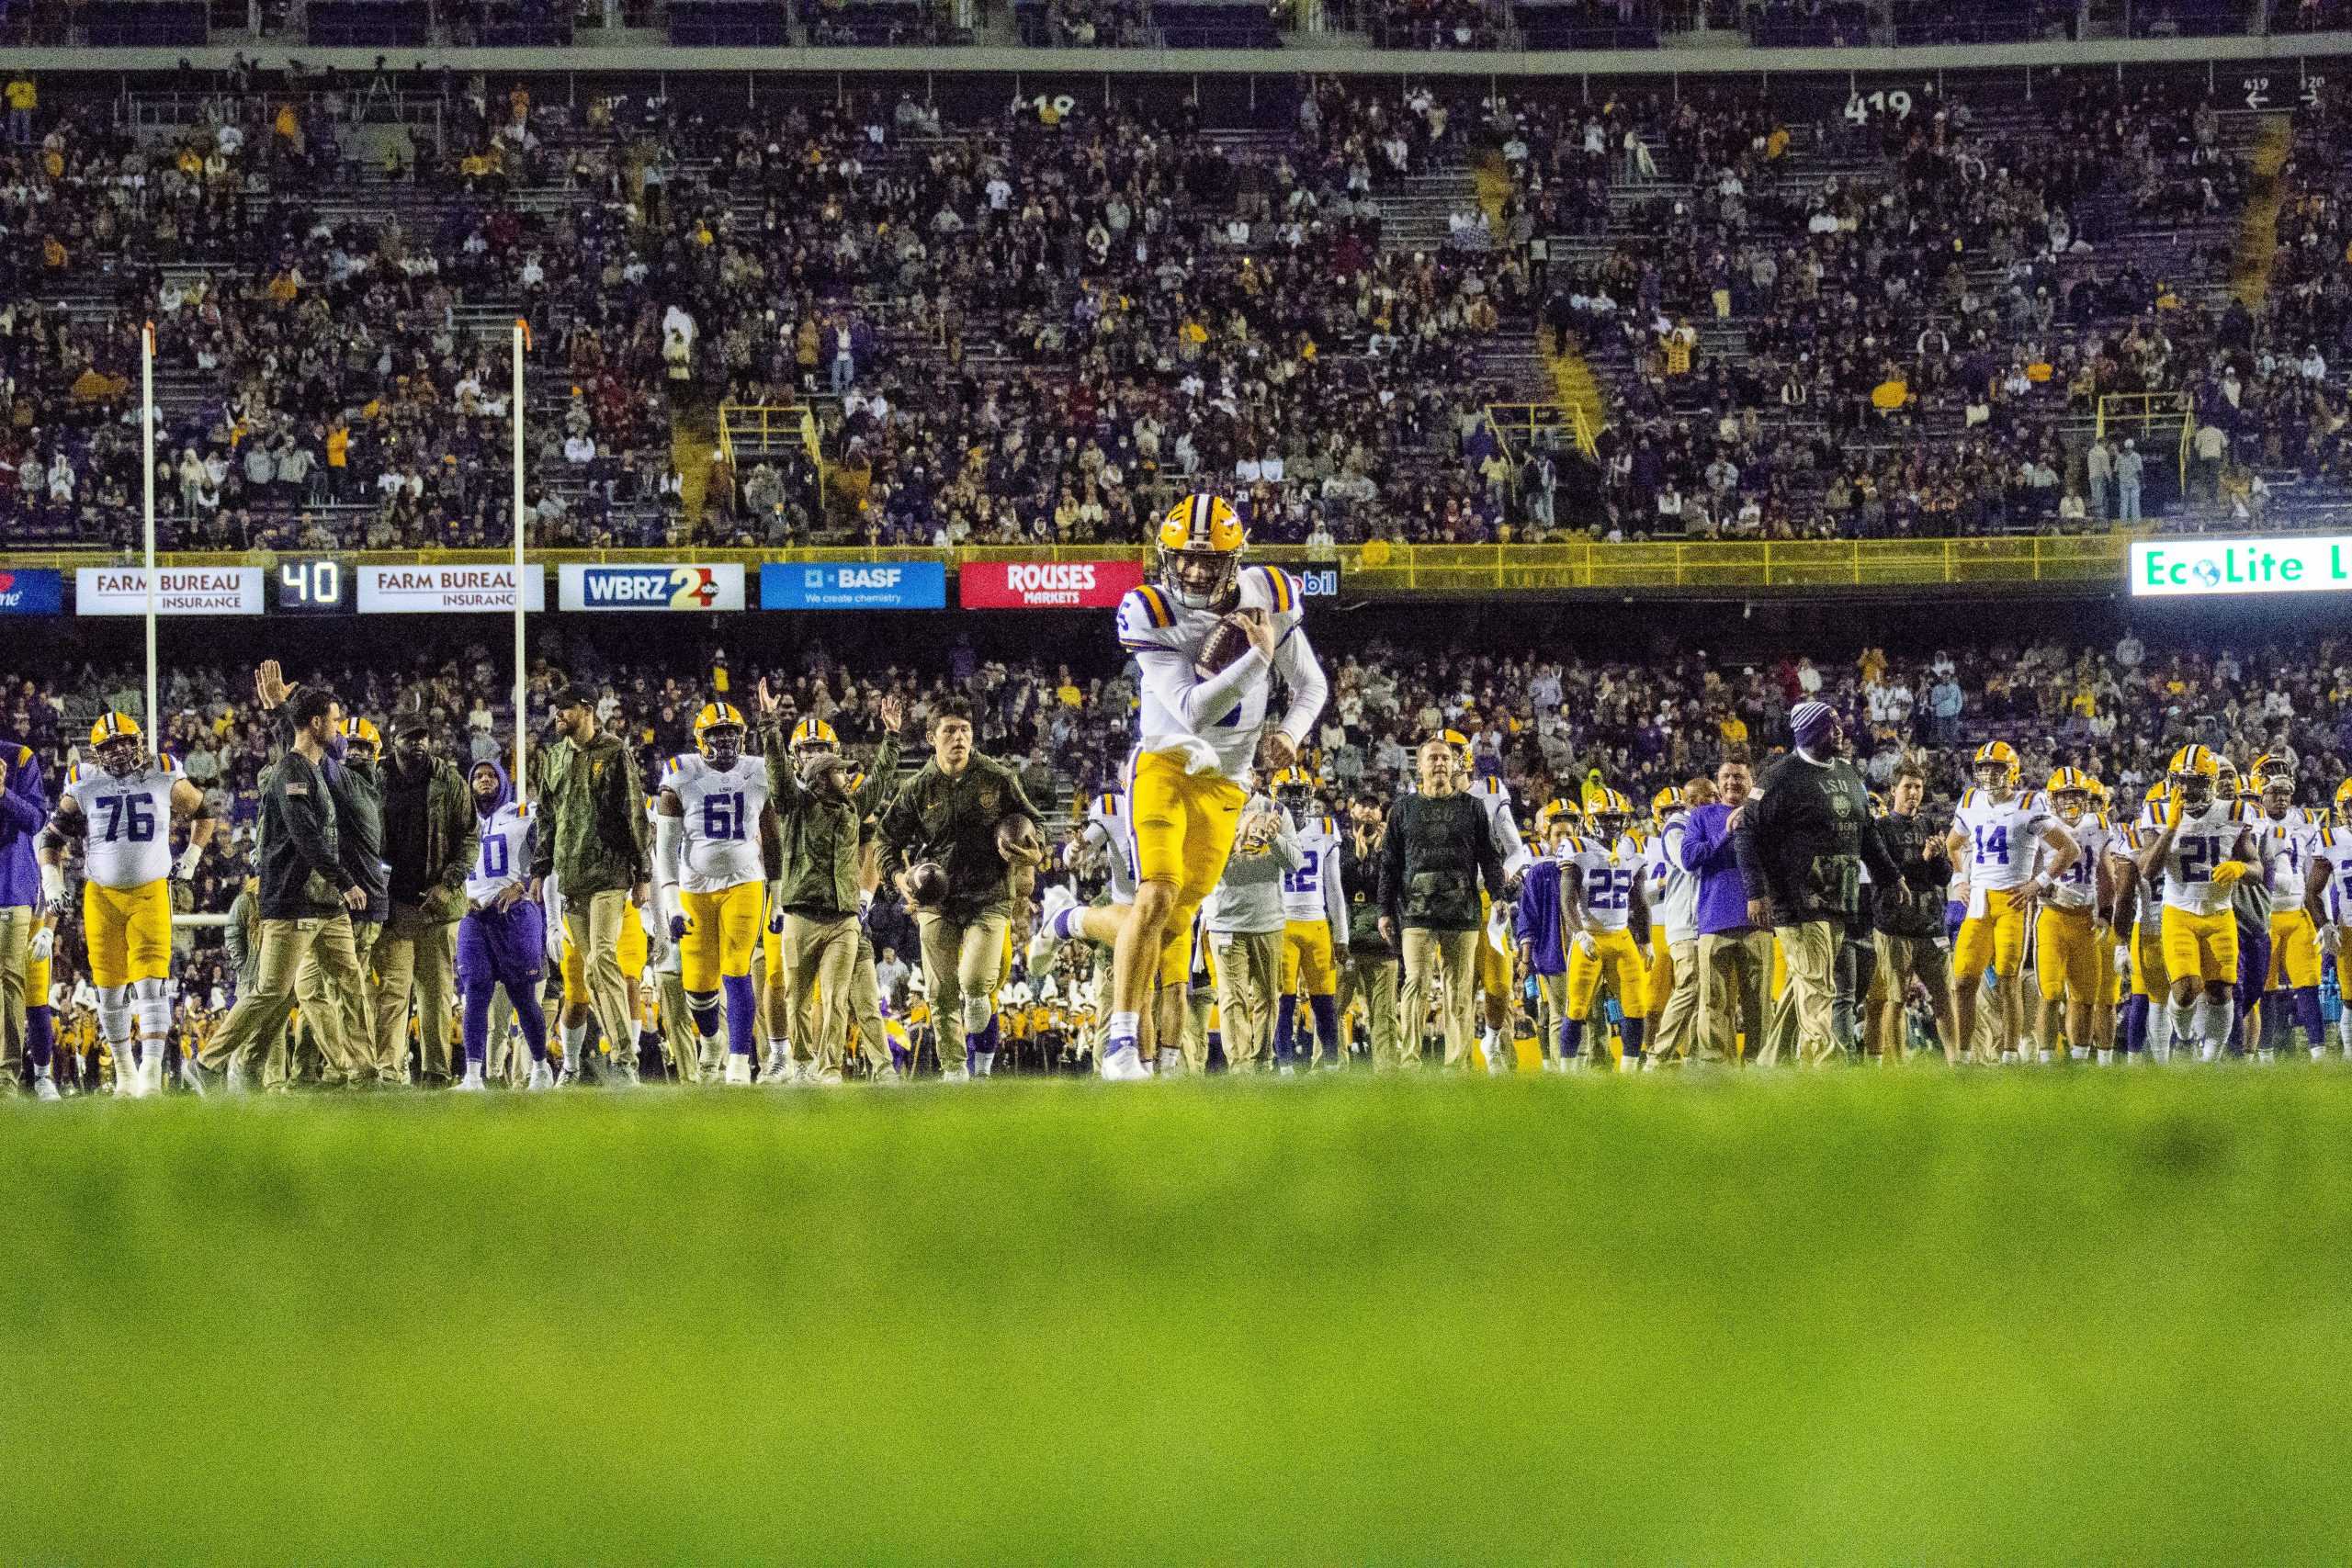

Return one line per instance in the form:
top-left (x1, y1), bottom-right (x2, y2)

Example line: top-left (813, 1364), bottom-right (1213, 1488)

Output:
top-left (763, 685), bottom-right (901, 1081)
top-left (370, 705), bottom-right (479, 1087)
top-left (535, 684), bottom-right (650, 1086)
top-left (876, 698), bottom-right (1044, 1078)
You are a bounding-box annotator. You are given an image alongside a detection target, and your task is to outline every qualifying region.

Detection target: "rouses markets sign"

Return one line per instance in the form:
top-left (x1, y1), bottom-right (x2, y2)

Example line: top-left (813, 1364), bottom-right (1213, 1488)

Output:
top-left (960, 559), bottom-right (1145, 609)
top-left (2130, 536), bottom-right (2352, 597)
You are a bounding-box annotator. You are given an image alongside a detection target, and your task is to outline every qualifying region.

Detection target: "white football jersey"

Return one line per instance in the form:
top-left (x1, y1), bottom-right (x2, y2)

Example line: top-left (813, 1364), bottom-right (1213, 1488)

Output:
top-left (66, 758), bottom-right (180, 889)
top-left (2258, 807), bottom-right (2324, 898)
top-left (1117, 564), bottom-right (1320, 786)
top-left (1282, 813), bottom-right (1343, 924)
top-left (1951, 787), bottom-right (2054, 908)
top-left (466, 802), bottom-right (534, 905)
top-left (1080, 790), bottom-right (1137, 906)
top-left (2311, 825), bottom-right (2352, 920)
top-left (1645, 817), bottom-right (1701, 944)
top-left (1466, 776), bottom-right (1533, 878)
top-left (2040, 811), bottom-right (2108, 912)
top-left (661, 752), bottom-right (770, 893)
top-left (1565, 831), bottom-right (1643, 933)
top-left (2158, 798), bottom-right (2250, 916)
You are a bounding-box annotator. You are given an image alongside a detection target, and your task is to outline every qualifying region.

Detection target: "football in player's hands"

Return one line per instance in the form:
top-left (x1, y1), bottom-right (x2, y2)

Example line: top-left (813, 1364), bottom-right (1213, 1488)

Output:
top-left (997, 814), bottom-right (1044, 865)
top-left (903, 861), bottom-right (950, 908)
top-left (1194, 614), bottom-right (1254, 679)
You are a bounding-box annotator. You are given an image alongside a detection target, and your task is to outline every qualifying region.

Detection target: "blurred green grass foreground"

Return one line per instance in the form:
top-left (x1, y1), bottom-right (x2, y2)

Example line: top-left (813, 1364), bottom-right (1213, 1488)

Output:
top-left (6, 1072), bottom-right (2352, 1562)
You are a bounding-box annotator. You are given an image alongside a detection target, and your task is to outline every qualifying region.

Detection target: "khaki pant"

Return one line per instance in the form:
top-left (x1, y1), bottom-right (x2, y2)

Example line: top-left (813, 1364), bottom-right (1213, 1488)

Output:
top-left (1771, 919), bottom-right (1843, 1066)
top-left (204, 916), bottom-right (365, 1076)
top-left (1872, 931), bottom-right (1954, 1058)
top-left (1207, 928), bottom-right (1283, 1071)
top-left (0, 904), bottom-right (28, 1079)
top-left (847, 934), bottom-right (890, 1077)
top-left (293, 914), bottom-right (378, 1085)
top-left (580, 890), bottom-right (641, 1084)
top-left (1337, 953), bottom-right (1396, 1067)
top-left (1651, 939), bottom-right (1702, 1061)
top-left (659, 969), bottom-right (701, 1082)
top-left (374, 901), bottom-right (458, 1084)
top-left (915, 909), bottom-right (1009, 1069)
top-left (1696, 929), bottom-right (1771, 1064)
top-left (1532, 971), bottom-right (1570, 1059)
top-left (1398, 926), bottom-right (1479, 1069)
top-left (783, 911), bottom-right (861, 1074)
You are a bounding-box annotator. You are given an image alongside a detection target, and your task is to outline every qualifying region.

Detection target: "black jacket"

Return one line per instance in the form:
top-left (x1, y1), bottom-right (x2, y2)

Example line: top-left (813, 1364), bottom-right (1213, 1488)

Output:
top-left (256, 749), bottom-right (353, 920)
top-left (1734, 752), bottom-right (1901, 926)
top-left (1340, 821), bottom-right (1389, 957)
top-left (1379, 792), bottom-right (1505, 933)
top-left (1871, 807), bottom-right (1951, 940)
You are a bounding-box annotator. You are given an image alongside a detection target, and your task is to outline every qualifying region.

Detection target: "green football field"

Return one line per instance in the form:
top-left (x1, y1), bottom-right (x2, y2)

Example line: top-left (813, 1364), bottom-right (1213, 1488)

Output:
top-left (7, 1070), bottom-right (2352, 1562)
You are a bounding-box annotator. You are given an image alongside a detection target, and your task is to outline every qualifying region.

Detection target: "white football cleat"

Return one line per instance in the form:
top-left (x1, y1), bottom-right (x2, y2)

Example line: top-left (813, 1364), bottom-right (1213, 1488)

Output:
top-left (1154, 1047), bottom-right (1184, 1077)
top-left (1028, 884), bottom-right (1079, 966)
top-left (1100, 1043), bottom-right (1152, 1081)
top-left (454, 1068), bottom-right (486, 1093)
top-left (939, 1066), bottom-right (971, 1083)
top-left (723, 1055), bottom-right (754, 1086)
top-left (525, 1061), bottom-right (556, 1091)
top-left (31, 1071), bottom-right (60, 1102)
top-left (816, 1069), bottom-right (844, 1087)
top-left (1276, 1063), bottom-right (1296, 1078)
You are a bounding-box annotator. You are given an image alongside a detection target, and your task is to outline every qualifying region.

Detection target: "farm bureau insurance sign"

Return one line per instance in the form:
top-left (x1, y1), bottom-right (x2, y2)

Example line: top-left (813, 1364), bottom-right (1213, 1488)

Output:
top-left (2130, 536), bottom-right (2352, 597)
top-left (76, 568), bottom-right (263, 615)
top-left (960, 559), bottom-right (1145, 609)
top-left (358, 565), bottom-right (547, 614)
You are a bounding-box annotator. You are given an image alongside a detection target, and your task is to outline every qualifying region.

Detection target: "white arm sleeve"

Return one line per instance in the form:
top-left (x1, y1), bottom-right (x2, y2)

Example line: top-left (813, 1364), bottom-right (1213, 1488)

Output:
top-left (652, 811), bottom-right (684, 923)
top-left (1132, 644), bottom-right (1270, 735)
top-left (1325, 833), bottom-right (1350, 946)
top-left (1489, 801), bottom-right (1532, 879)
top-left (1269, 806), bottom-right (1304, 872)
top-left (1268, 623), bottom-right (1329, 749)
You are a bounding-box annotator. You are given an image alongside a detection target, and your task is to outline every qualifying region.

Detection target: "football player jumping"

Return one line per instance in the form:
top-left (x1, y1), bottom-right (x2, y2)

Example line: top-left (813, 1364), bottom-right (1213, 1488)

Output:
top-left (1102, 494), bottom-right (1328, 1080)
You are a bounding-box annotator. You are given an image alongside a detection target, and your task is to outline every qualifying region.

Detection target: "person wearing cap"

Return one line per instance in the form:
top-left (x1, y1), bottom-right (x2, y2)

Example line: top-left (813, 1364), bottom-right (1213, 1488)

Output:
top-left (534, 681), bottom-right (650, 1085)
top-left (0, 728), bottom-right (45, 1096)
top-left (369, 700), bottom-right (479, 1088)
top-left (255, 659), bottom-right (384, 1088)
top-left (1732, 701), bottom-right (1904, 1066)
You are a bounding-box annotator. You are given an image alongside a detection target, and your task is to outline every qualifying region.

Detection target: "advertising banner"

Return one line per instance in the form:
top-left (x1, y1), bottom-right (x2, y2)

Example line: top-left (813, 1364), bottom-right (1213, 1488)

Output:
top-left (0, 568), bottom-right (63, 615)
top-left (2130, 536), bottom-right (2352, 598)
top-left (959, 559), bottom-right (1145, 609)
top-left (560, 563), bottom-right (747, 612)
top-left (76, 567), bottom-right (263, 616)
top-left (760, 561), bottom-right (946, 610)
top-left (358, 564), bottom-right (546, 614)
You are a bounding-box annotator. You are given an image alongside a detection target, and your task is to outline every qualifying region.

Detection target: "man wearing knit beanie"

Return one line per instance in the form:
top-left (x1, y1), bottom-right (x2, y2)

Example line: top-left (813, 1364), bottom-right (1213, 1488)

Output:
top-left (1733, 702), bottom-right (1905, 1066)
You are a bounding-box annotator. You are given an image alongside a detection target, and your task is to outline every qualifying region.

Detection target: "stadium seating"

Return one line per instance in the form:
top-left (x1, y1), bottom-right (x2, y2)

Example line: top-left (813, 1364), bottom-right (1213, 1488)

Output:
top-left (667, 0), bottom-right (788, 42)
top-left (79, 0), bottom-right (210, 43)
top-left (302, 0), bottom-right (433, 42)
top-left (1154, 0), bottom-right (1281, 46)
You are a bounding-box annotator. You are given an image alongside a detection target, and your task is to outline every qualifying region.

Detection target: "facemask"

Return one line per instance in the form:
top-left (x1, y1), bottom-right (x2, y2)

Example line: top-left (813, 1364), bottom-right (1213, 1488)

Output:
top-left (326, 731), bottom-right (349, 762)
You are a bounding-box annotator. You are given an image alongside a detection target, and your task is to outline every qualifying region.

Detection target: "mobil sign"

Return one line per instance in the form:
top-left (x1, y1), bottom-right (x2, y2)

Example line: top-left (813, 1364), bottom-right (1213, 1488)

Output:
top-left (960, 558), bottom-right (1145, 609)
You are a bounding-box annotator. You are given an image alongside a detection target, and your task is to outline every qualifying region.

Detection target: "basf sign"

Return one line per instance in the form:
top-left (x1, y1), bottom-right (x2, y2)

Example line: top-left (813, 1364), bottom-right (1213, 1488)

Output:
top-left (76, 567), bottom-right (263, 615)
top-left (760, 561), bottom-right (946, 610)
top-left (358, 565), bottom-right (547, 614)
top-left (960, 559), bottom-right (1145, 609)
top-left (560, 563), bottom-right (747, 612)
top-left (2131, 536), bottom-right (2352, 598)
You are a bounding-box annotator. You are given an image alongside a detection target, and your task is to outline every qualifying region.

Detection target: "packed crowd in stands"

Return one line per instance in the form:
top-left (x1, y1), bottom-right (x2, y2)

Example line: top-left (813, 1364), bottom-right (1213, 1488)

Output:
top-left (0, 70), bottom-right (2348, 551)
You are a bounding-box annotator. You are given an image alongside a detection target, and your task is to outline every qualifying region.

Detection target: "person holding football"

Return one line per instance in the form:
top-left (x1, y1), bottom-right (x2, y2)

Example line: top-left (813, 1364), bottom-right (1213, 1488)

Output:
top-left (1101, 493), bottom-right (1329, 1080)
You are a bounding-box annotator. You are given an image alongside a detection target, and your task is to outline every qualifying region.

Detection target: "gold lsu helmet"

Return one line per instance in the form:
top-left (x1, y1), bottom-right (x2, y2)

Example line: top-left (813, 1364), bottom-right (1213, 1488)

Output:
top-left (1650, 784), bottom-right (1685, 822)
top-left (1157, 492), bottom-right (1246, 610)
top-left (2168, 744), bottom-right (2222, 812)
top-left (338, 716), bottom-right (383, 758)
top-left (89, 711), bottom-right (144, 775)
top-left (1585, 787), bottom-right (1634, 834)
top-left (2335, 777), bottom-right (2352, 825)
top-left (1534, 796), bottom-right (1583, 838)
top-left (787, 716), bottom-right (840, 755)
top-left (2046, 766), bottom-right (2094, 821)
top-left (1972, 740), bottom-right (2021, 790)
top-left (1271, 765), bottom-right (1316, 810)
top-left (694, 702), bottom-right (748, 764)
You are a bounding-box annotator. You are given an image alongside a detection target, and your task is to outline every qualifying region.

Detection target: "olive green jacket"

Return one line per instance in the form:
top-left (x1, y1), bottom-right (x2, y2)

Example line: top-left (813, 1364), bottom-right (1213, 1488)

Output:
top-left (532, 730), bottom-right (649, 897)
top-left (876, 751), bottom-right (1043, 922)
top-left (767, 727), bottom-right (901, 920)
